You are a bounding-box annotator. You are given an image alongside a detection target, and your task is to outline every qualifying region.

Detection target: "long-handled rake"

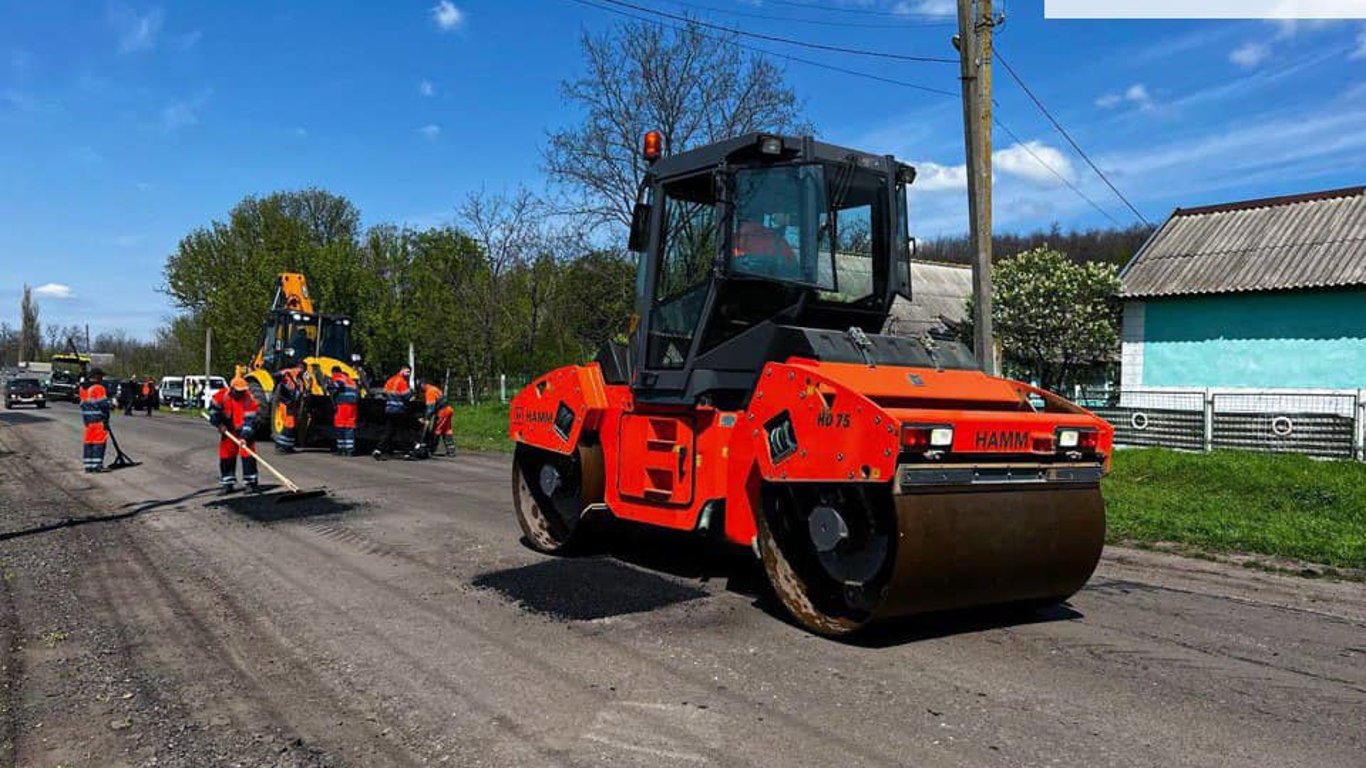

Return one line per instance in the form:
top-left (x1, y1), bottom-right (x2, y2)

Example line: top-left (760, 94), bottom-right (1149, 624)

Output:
top-left (203, 414), bottom-right (327, 503)
top-left (105, 420), bottom-right (142, 471)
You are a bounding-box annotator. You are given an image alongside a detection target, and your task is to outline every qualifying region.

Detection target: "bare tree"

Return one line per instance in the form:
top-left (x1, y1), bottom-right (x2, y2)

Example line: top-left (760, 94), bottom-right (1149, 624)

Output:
top-left (456, 186), bottom-right (546, 380)
top-left (546, 20), bottom-right (809, 232)
top-left (19, 285), bottom-right (41, 363)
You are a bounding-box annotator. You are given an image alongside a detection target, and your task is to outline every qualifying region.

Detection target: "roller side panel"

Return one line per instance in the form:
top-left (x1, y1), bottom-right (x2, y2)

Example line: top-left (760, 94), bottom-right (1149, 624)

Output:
top-left (508, 364), bottom-right (609, 455)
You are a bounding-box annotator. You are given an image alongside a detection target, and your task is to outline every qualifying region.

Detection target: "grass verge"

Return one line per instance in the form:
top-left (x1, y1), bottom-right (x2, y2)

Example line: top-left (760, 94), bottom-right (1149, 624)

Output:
top-left (449, 401), bottom-right (513, 453)
top-left (1104, 448), bottom-right (1366, 572)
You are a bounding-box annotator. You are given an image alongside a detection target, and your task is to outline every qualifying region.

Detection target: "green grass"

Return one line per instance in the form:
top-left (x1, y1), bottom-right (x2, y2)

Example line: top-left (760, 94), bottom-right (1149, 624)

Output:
top-left (1104, 448), bottom-right (1366, 570)
top-left (449, 401), bottom-right (513, 453)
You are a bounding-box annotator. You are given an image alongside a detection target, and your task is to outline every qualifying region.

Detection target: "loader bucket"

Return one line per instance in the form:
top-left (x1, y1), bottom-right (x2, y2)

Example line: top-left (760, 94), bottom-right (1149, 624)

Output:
top-left (757, 482), bottom-right (1105, 637)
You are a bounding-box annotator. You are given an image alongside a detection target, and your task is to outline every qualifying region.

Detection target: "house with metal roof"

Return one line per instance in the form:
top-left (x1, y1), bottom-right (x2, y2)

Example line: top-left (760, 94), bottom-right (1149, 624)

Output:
top-left (1118, 186), bottom-right (1366, 406)
top-left (885, 260), bottom-right (972, 338)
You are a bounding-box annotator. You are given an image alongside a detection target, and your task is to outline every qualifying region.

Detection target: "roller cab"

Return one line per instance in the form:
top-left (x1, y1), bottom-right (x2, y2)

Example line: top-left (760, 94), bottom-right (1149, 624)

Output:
top-left (509, 133), bottom-right (1112, 636)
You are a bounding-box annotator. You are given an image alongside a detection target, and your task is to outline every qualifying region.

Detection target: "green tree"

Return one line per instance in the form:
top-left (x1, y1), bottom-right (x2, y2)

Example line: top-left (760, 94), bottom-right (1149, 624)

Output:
top-left (555, 249), bottom-right (636, 353)
top-left (19, 284), bottom-right (40, 363)
top-left (162, 189), bottom-right (368, 368)
top-left (965, 247), bottom-right (1120, 392)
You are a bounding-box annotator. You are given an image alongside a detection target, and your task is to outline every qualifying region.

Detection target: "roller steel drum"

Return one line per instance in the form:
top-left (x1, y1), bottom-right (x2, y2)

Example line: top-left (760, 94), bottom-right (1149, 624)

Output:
top-left (757, 483), bottom-right (1106, 636)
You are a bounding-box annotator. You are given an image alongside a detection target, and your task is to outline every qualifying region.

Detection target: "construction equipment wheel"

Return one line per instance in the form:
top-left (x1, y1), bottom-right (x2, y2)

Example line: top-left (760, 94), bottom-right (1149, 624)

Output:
top-left (246, 379), bottom-right (271, 441)
top-left (756, 482), bottom-right (897, 637)
top-left (512, 443), bottom-right (602, 554)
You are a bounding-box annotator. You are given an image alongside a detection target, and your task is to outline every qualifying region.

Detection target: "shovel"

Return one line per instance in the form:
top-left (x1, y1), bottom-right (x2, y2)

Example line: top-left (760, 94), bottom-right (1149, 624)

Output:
top-left (203, 414), bottom-right (327, 503)
top-left (105, 420), bottom-right (142, 471)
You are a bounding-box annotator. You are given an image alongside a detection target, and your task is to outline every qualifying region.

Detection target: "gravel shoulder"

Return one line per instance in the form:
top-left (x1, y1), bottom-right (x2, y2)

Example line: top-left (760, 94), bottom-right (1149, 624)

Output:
top-left (0, 405), bottom-right (1361, 767)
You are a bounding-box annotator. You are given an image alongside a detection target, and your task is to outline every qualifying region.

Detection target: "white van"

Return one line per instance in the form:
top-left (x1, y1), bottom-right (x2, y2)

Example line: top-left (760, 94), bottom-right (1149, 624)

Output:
top-left (183, 375), bottom-right (227, 409)
top-left (159, 375), bottom-right (186, 407)
top-left (159, 375), bottom-right (227, 409)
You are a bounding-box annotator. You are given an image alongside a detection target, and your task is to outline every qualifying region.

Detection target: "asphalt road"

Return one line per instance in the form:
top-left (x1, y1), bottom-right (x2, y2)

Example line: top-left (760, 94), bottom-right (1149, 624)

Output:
top-left (0, 403), bottom-right (1361, 767)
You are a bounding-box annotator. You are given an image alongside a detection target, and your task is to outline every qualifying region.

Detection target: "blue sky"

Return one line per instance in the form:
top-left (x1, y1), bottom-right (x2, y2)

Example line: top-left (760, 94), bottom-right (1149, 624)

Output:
top-left (2, 0), bottom-right (1364, 340)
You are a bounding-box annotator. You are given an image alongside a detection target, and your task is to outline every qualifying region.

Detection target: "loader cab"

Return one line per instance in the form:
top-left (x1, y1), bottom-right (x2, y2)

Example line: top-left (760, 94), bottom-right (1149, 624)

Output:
top-left (624, 133), bottom-right (916, 407)
top-left (258, 310), bottom-right (354, 371)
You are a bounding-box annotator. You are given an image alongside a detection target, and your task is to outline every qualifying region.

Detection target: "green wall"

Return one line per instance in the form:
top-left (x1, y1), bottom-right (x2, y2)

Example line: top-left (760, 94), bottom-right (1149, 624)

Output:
top-left (1141, 290), bottom-right (1366, 389)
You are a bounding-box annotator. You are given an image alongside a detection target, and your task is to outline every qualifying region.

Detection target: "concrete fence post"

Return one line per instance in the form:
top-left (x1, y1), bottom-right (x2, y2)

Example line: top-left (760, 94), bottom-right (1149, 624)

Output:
top-left (500, 374), bottom-right (507, 403)
top-left (1355, 389), bottom-right (1366, 462)
top-left (1202, 388), bottom-right (1214, 453)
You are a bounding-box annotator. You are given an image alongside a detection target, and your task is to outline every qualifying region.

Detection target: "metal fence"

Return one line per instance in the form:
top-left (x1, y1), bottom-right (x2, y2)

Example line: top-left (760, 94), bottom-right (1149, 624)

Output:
top-left (1080, 387), bottom-right (1366, 461)
top-left (445, 374), bottom-right (535, 405)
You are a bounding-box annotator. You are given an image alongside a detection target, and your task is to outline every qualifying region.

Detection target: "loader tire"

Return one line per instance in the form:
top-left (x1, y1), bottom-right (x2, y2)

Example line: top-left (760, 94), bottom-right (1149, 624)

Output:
top-left (512, 443), bottom-right (598, 554)
top-left (247, 380), bottom-right (271, 441)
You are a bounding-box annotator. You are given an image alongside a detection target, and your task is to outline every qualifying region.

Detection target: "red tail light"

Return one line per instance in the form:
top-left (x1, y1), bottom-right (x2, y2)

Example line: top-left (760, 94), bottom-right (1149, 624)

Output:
top-left (902, 424), bottom-right (953, 450)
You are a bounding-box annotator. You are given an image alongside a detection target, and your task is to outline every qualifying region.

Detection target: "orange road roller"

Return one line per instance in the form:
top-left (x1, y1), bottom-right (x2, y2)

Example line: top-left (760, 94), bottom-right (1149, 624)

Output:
top-left (509, 132), bottom-right (1113, 636)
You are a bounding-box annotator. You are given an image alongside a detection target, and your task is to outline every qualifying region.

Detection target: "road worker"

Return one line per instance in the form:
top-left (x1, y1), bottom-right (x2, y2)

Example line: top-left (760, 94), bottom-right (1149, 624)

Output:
top-left (273, 366), bottom-right (303, 453)
top-left (433, 398), bottom-right (455, 457)
top-left (209, 375), bottom-right (259, 493)
top-left (373, 364), bottom-right (411, 460)
top-left (418, 381), bottom-right (455, 457)
top-left (123, 374), bottom-right (139, 415)
top-left (329, 366), bottom-right (358, 457)
top-left (79, 368), bottom-right (112, 473)
top-left (140, 376), bottom-right (156, 415)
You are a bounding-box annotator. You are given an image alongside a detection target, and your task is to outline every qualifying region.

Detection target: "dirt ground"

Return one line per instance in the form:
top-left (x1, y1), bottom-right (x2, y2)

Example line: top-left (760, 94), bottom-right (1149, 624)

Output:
top-left (0, 404), bottom-right (1361, 767)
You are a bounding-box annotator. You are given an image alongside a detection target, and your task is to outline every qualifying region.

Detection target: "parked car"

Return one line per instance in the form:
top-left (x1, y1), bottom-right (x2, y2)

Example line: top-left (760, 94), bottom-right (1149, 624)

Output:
top-left (159, 375), bottom-right (187, 408)
top-left (5, 377), bottom-right (47, 409)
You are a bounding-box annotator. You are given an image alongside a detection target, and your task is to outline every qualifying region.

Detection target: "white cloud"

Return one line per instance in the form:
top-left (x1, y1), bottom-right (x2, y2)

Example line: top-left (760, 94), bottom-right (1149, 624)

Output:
top-left (294, 126), bottom-right (308, 138)
top-left (1230, 41), bottom-right (1272, 67)
top-left (1096, 83), bottom-right (1154, 110)
top-left (34, 283), bottom-right (74, 300)
top-left (1269, 18), bottom-right (1338, 40)
top-left (417, 124), bottom-right (441, 140)
top-left (159, 91), bottom-right (210, 133)
top-left (912, 161), bottom-right (967, 192)
top-left (111, 6), bottom-right (164, 53)
top-left (893, 0), bottom-right (955, 16)
top-left (419, 79), bottom-right (435, 97)
top-left (1352, 26), bottom-right (1366, 59)
top-left (995, 141), bottom-right (1077, 186)
top-left (431, 1), bottom-right (464, 31)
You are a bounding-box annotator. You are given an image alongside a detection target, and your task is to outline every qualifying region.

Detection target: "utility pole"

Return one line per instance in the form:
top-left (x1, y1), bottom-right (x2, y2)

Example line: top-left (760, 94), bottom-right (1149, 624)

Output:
top-left (957, 0), bottom-right (997, 375)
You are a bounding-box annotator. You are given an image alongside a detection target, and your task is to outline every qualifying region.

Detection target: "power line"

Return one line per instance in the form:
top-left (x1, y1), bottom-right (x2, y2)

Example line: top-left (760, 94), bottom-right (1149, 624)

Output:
top-left (658, 0), bottom-right (954, 28)
top-left (995, 50), bottom-right (1152, 226)
top-left (570, 0), bottom-right (1124, 225)
top-left (570, 0), bottom-right (960, 96)
top-left (993, 118), bottom-right (1123, 226)
top-left (588, 0), bottom-right (959, 64)
top-left (765, 0), bottom-right (952, 19)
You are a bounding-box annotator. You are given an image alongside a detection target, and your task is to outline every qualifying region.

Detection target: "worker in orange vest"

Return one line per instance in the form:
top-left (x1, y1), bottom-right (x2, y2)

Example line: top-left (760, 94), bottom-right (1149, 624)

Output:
top-left (273, 367), bottom-right (303, 453)
top-left (140, 376), bottom-right (156, 416)
top-left (79, 368), bottom-right (112, 472)
top-left (328, 366), bottom-right (358, 456)
top-left (433, 398), bottom-right (455, 457)
top-left (373, 365), bottom-right (411, 460)
top-left (209, 376), bottom-right (260, 493)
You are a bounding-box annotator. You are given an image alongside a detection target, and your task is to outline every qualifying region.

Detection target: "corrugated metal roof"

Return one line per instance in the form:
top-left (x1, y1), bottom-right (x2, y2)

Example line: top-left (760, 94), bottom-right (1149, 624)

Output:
top-left (884, 261), bottom-right (972, 337)
top-left (1119, 186), bottom-right (1366, 298)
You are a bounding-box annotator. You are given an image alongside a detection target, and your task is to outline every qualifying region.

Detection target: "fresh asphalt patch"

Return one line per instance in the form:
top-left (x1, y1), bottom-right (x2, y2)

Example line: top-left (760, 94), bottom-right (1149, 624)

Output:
top-left (205, 490), bottom-right (364, 523)
top-left (473, 557), bottom-right (709, 621)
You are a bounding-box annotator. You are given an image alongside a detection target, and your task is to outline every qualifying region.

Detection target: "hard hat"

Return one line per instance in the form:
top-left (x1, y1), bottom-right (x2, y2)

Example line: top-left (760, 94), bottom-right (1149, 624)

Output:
top-left (230, 375), bottom-right (249, 392)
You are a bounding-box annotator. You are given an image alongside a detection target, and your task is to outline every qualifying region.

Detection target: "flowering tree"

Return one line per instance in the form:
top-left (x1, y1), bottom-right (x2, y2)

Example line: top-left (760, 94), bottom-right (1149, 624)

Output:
top-left (966, 247), bottom-right (1121, 392)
